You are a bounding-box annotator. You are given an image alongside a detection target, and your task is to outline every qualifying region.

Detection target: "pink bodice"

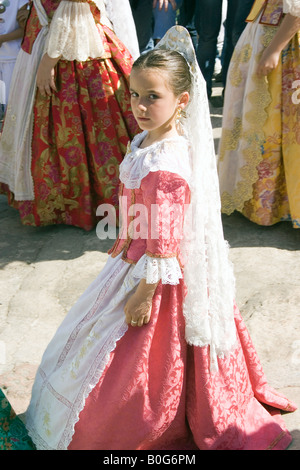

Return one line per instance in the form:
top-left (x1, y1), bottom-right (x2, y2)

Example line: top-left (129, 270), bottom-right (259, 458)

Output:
top-left (108, 171), bottom-right (191, 266)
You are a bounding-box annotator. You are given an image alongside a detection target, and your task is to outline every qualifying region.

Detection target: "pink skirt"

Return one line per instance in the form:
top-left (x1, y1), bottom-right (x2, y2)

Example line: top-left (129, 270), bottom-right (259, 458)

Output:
top-left (69, 280), bottom-right (296, 450)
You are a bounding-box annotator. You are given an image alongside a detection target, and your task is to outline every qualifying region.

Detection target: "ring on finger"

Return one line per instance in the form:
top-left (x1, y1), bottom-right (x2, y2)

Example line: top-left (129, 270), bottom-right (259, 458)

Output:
top-left (131, 320), bottom-right (138, 325)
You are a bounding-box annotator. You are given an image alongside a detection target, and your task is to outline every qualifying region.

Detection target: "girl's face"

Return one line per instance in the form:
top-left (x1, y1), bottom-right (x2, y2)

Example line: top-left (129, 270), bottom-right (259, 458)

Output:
top-left (130, 68), bottom-right (188, 137)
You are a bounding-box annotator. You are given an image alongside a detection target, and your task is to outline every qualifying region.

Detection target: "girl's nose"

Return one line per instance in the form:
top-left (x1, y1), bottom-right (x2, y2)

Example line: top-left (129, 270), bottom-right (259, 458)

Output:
top-left (137, 99), bottom-right (147, 111)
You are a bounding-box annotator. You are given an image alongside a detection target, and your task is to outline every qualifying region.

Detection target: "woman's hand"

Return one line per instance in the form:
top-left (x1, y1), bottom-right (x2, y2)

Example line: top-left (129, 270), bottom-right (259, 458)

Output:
top-left (153, 0), bottom-right (177, 11)
top-left (124, 279), bottom-right (158, 327)
top-left (257, 47), bottom-right (281, 76)
top-left (36, 53), bottom-right (60, 97)
top-left (17, 4), bottom-right (30, 29)
top-left (257, 13), bottom-right (300, 77)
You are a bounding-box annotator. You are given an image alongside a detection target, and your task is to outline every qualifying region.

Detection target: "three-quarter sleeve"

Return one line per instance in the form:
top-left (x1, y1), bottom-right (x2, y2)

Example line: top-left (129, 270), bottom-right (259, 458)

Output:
top-left (46, 0), bottom-right (104, 61)
top-left (131, 171), bottom-right (190, 285)
top-left (283, 0), bottom-right (300, 16)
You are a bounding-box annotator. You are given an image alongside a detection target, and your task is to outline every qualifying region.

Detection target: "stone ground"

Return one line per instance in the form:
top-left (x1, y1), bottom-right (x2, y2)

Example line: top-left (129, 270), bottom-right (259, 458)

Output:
top-left (0, 83), bottom-right (299, 450)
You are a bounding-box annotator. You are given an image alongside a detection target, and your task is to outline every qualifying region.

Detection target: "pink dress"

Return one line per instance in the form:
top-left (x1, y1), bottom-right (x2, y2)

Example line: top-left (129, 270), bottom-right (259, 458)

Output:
top-left (26, 133), bottom-right (296, 450)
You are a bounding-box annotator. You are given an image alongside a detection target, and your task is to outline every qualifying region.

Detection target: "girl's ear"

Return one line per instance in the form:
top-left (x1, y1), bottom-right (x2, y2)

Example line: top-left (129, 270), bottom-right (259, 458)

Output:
top-left (178, 91), bottom-right (190, 110)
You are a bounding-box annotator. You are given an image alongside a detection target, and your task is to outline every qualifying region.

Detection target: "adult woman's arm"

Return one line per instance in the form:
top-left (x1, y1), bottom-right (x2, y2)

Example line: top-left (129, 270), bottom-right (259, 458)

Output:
top-left (37, 0), bottom-right (104, 96)
top-left (257, 12), bottom-right (300, 76)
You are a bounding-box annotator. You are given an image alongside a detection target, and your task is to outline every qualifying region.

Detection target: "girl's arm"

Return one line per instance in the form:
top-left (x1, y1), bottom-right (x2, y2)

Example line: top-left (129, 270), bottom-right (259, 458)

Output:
top-left (257, 13), bottom-right (300, 76)
top-left (0, 28), bottom-right (24, 47)
top-left (36, 0), bottom-right (104, 97)
top-left (123, 170), bottom-right (189, 328)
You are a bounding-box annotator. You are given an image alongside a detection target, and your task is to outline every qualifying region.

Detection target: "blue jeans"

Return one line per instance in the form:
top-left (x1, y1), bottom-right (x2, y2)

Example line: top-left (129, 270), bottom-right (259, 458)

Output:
top-left (129, 0), bottom-right (154, 53)
top-left (178, 0), bottom-right (197, 50)
top-left (232, 0), bottom-right (255, 46)
top-left (194, 0), bottom-right (223, 98)
top-left (153, 1), bottom-right (183, 40)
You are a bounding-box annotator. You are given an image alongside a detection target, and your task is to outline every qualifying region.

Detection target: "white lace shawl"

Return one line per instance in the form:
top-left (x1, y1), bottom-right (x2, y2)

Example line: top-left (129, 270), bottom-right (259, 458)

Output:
top-left (283, 0), bottom-right (300, 16)
top-left (155, 27), bottom-right (237, 371)
top-left (46, 0), bottom-right (139, 61)
top-left (120, 131), bottom-right (191, 286)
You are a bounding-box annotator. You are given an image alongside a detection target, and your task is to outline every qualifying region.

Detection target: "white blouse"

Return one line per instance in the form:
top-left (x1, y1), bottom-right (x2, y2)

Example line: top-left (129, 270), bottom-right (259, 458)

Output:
top-left (46, 1), bottom-right (104, 61)
top-left (45, 0), bottom-right (139, 62)
top-left (283, 0), bottom-right (300, 16)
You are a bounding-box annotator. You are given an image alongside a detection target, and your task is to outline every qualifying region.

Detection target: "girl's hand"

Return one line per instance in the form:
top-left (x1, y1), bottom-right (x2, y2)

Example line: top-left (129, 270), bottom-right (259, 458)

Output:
top-left (124, 292), bottom-right (152, 327)
top-left (36, 53), bottom-right (59, 97)
top-left (124, 279), bottom-right (158, 327)
top-left (257, 47), bottom-right (281, 76)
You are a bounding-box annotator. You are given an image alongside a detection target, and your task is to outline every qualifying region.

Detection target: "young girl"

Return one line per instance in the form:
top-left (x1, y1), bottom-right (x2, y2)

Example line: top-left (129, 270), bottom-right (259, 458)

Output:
top-left (25, 26), bottom-right (296, 450)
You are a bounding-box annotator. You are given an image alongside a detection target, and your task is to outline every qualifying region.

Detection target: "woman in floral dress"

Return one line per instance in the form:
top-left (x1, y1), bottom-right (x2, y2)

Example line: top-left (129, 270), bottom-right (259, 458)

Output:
top-left (218, 0), bottom-right (300, 228)
top-left (0, 389), bottom-right (35, 450)
top-left (0, 0), bottom-right (139, 230)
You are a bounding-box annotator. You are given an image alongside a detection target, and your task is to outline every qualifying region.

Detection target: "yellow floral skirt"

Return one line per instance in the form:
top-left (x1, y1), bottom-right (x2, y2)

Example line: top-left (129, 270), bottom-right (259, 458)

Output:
top-left (218, 19), bottom-right (300, 228)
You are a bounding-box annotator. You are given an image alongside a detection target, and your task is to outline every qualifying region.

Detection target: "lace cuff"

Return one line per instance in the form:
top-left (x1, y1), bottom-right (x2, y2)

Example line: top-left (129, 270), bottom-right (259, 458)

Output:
top-left (132, 254), bottom-right (183, 285)
top-left (46, 1), bottom-right (104, 61)
top-left (283, 0), bottom-right (300, 16)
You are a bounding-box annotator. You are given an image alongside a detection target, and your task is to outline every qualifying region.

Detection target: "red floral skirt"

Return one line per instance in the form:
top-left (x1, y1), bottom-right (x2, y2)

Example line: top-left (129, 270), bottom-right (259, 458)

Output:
top-left (1, 26), bottom-right (139, 231)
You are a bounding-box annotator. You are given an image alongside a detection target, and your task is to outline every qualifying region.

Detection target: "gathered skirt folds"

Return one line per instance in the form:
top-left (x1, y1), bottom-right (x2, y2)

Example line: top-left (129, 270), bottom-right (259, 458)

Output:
top-left (26, 253), bottom-right (296, 451)
top-left (0, 26), bottom-right (139, 231)
top-left (218, 19), bottom-right (300, 228)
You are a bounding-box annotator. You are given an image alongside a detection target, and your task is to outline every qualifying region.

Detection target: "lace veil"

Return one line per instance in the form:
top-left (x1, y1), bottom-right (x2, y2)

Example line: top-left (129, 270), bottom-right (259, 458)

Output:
top-left (156, 26), bottom-right (237, 370)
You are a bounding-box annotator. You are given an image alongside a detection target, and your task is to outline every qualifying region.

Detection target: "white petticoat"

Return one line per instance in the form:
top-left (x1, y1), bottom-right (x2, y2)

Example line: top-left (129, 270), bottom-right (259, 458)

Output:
top-left (26, 253), bottom-right (140, 450)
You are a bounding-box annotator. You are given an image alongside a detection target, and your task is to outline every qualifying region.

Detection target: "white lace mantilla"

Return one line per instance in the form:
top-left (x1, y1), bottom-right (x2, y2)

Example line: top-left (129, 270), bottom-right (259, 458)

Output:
top-left (283, 0), bottom-right (300, 16)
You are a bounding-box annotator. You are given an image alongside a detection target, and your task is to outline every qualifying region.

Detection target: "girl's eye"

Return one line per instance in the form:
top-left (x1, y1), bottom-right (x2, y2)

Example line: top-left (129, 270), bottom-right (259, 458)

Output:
top-left (149, 94), bottom-right (158, 100)
top-left (130, 91), bottom-right (138, 97)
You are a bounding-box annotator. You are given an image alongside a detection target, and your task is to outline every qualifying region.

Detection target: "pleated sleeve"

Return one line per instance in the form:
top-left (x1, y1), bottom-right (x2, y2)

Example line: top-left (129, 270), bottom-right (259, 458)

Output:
top-left (131, 171), bottom-right (190, 285)
top-left (283, 0), bottom-right (300, 16)
top-left (46, 0), bottom-right (104, 61)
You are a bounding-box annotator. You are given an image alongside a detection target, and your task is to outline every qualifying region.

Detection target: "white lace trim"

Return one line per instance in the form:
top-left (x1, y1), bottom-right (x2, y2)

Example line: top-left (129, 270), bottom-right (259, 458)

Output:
top-left (132, 254), bottom-right (183, 285)
top-left (119, 131), bottom-right (192, 189)
top-left (283, 0), bottom-right (300, 16)
top-left (46, 1), bottom-right (104, 61)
